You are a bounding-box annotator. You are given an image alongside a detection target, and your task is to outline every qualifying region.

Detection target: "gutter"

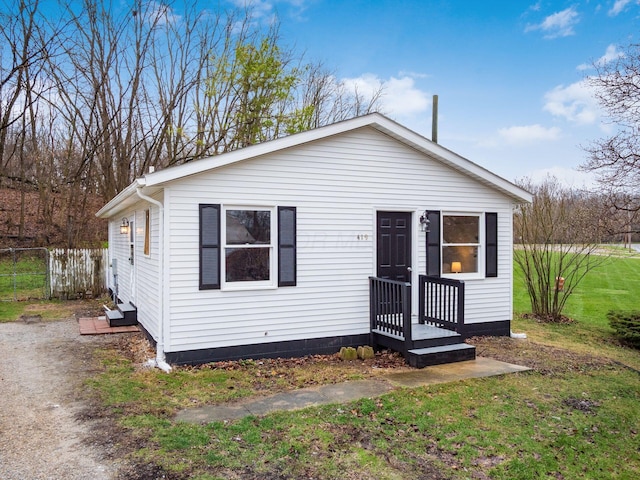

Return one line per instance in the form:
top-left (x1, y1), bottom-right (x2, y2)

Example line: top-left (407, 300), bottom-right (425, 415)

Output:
top-left (135, 187), bottom-right (172, 373)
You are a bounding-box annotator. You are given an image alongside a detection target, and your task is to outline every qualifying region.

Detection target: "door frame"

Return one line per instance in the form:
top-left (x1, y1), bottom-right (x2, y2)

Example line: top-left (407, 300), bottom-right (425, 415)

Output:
top-left (372, 207), bottom-right (420, 317)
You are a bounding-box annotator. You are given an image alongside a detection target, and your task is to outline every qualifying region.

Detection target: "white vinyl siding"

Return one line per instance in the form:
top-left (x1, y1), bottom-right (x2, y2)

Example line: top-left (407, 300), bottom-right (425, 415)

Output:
top-left (134, 202), bottom-right (161, 341)
top-left (161, 126), bottom-right (515, 353)
top-left (107, 196), bottom-right (162, 342)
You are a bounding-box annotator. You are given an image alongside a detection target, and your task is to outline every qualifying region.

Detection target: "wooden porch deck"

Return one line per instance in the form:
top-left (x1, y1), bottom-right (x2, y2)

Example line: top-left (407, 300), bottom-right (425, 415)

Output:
top-left (371, 322), bottom-right (460, 342)
top-left (411, 323), bottom-right (461, 341)
top-left (369, 275), bottom-right (474, 367)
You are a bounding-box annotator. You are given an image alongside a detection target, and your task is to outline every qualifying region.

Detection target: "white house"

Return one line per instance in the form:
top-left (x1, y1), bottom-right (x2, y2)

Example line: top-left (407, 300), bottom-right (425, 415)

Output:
top-left (96, 113), bottom-right (532, 368)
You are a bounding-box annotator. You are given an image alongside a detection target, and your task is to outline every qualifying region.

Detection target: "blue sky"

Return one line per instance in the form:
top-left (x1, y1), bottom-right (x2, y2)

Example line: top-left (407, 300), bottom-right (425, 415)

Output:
top-left (224, 0), bottom-right (640, 186)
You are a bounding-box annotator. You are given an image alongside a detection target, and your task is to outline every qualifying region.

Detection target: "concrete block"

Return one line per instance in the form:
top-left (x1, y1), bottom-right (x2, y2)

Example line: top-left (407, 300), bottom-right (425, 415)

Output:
top-left (357, 345), bottom-right (375, 360)
top-left (339, 346), bottom-right (358, 361)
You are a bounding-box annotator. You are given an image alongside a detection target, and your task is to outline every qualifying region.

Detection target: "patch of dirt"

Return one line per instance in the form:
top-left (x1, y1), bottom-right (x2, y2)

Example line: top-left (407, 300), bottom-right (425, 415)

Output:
top-left (521, 312), bottom-right (575, 324)
top-left (563, 397), bottom-right (601, 414)
top-left (469, 335), bottom-right (616, 375)
top-left (114, 332), bottom-right (412, 386)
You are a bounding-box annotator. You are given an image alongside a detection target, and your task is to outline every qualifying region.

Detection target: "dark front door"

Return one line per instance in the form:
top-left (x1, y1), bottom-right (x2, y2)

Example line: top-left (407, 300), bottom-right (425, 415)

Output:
top-left (377, 211), bottom-right (412, 282)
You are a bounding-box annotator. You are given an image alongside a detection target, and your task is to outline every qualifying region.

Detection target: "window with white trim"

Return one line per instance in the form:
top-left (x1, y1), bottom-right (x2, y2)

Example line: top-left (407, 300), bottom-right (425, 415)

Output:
top-left (426, 211), bottom-right (497, 278)
top-left (200, 204), bottom-right (297, 290)
top-left (442, 214), bottom-right (481, 275)
top-left (223, 208), bottom-right (274, 285)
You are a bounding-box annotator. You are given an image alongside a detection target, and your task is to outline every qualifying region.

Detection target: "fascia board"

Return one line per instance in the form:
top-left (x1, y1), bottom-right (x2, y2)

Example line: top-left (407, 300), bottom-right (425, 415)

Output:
top-left (95, 179), bottom-right (146, 218)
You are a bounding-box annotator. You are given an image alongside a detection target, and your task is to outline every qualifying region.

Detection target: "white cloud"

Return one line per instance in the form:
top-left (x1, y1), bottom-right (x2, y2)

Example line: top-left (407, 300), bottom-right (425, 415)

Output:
top-left (529, 2), bottom-right (542, 12)
top-left (543, 80), bottom-right (600, 125)
top-left (228, 0), bottom-right (311, 19)
top-left (146, 1), bottom-right (182, 26)
top-left (526, 166), bottom-right (597, 188)
top-left (341, 73), bottom-right (383, 98)
top-left (497, 124), bottom-right (562, 145)
top-left (608, 0), bottom-right (637, 16)
top-left (595, 44), bottom-right (625, 66)
top-left (384, 76), bottom-right (431, 115)
top-left (578, 44), bottom-right (626, 70)
top-left (342, 73), bottom-right (430, 117)
top-left (525, 7), bottom-right (579, 39)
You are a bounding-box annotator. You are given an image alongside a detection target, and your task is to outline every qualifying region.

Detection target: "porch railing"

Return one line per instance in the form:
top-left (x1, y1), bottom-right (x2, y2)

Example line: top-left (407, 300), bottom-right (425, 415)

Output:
top-left (419, 275), bottom-right (465, 333)
top-left (369, 276), bottom-right (412, 341)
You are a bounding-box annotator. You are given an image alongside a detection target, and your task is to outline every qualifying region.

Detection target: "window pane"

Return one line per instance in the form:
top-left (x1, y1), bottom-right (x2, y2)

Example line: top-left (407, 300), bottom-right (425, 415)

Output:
top-left (442, 246), bottom-right (478, 274)
top-left (443, 216), bottom-right (479, 243)
top-left (226, 210), bottom-right (271, 245)
top-left (225, 248), bottom-right (270, 282)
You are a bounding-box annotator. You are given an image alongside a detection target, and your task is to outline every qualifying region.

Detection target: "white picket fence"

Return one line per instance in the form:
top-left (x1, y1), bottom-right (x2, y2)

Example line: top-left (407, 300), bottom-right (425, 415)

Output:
top-left (49, 248), bottom-right (108, 299)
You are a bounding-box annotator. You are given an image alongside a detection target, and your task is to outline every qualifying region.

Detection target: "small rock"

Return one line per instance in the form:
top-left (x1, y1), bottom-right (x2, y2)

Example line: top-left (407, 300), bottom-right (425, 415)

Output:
top-left (357, 345), bottom-right (375, 360)
top-left (339, 346), bottom-right (358, 361)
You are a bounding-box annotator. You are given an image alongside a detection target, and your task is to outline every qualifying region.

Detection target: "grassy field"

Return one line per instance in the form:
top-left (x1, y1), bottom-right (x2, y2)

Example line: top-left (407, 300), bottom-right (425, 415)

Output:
top-left (76, 254), bottom-right (640, 480)
top-left (2, 253), bottom-right (639, 479)
top-left (0, 253), bottom-right (48, 301)
top-left (513, 251), bottom-right (640, 370)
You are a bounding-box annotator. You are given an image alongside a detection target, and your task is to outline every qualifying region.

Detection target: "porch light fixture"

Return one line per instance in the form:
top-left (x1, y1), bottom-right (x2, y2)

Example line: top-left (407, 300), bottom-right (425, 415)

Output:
top-left (120, 217), bottom-right (130, 235)
top-left (419, 211), bottom-right (430, 233)
top-left (451, 261), bottom-right (462, 274)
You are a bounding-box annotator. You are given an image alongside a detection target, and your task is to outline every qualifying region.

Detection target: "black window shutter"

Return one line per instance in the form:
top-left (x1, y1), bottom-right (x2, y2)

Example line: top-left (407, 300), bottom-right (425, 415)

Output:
top-left (200, 204), bottom-right (221, 289)
top-left (278, 206), bottom-right (297, 287)
top-left (485, 212), bottom-right (498, 278)
top-left (426, 210), bottom-right (441, 277)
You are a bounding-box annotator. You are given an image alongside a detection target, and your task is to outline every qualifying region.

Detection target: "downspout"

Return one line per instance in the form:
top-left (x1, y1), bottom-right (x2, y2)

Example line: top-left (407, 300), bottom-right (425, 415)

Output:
top-left (135, 187), bottom-right (172, 373)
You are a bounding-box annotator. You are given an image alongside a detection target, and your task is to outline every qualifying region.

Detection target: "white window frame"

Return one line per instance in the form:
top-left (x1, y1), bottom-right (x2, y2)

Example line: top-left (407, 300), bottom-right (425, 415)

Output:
top-left (441, 212), bottom-right (485, 279)
top-left (221, 205), bottom-right (277, 291)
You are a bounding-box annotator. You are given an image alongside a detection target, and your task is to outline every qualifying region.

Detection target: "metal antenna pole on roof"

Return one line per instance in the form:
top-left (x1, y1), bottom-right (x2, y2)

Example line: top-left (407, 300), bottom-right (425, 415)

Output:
top-left (432, 94), bottom-right (438, 143)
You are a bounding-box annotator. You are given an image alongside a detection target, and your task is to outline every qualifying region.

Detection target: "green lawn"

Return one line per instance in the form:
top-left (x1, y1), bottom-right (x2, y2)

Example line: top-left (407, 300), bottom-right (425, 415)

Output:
top-left (79, 253), bottom-right (640, 479)
top-left (514, 253), bottom-right (640, 370)
top-left (0, 253), bottom-right (48, 301)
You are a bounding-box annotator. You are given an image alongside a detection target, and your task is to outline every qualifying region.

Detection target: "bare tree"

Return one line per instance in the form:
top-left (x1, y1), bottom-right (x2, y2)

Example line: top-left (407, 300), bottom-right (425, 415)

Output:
top-left (514, 177), bottom-right (611, 322)
top-left (583, 42), bottom-right (640, 229)
top-left (0, 0), bottom-right (384, 247)
top-left (0, 0), bottom-right (49, 184)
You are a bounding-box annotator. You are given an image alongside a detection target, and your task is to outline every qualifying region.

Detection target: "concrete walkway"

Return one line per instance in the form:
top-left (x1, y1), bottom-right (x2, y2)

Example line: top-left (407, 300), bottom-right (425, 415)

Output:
top-left (175, 357), bottom-right (529, 424)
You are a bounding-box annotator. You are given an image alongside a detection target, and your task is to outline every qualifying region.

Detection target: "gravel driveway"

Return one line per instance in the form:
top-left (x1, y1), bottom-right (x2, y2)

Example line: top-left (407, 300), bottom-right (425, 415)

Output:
top-left (0, 317), bottom-right (121, 479)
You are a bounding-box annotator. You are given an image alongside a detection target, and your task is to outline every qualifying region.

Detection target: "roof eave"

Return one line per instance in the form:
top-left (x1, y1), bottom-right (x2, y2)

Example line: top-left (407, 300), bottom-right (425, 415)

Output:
top-left (369, 118), bottom-right (533, 203)
top-left (99, 112), bottom-right (532, 210)
top-left (141, 114), bottom-right (383, 187)
top-left (95, 179), bottom-right (146, 218)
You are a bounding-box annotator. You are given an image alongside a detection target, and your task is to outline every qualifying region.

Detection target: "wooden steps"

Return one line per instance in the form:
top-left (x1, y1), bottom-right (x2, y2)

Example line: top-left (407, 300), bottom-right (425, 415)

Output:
top-left (104, 301), bottom-right (138, 327)
top-left (372, 323), bottom-right (476, 368)
top-left (406, 343), bottom-right (476, 368)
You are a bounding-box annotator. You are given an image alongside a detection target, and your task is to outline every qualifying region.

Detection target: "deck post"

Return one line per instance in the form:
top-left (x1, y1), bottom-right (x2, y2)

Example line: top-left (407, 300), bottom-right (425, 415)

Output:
top-left (369, 277), bottom-right (376, 348)
top-left (418, 275), bottom-right (425, 325)
top-left (402, 282), bottom-right (412, 354)
top-left (457, 280), bottom-right (465, 334)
